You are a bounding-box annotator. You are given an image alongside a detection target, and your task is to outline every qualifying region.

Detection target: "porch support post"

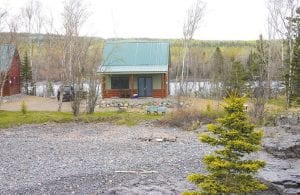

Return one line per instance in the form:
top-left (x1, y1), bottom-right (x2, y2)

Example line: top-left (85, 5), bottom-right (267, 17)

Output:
top-left (130, 74), bottom-right (134, 97)
top-left (165, 73), bottom-right (168, 97)
top-left (161, 73), bottom-right (165, 98)
top-left (101, 76), bottom-right (106, 98)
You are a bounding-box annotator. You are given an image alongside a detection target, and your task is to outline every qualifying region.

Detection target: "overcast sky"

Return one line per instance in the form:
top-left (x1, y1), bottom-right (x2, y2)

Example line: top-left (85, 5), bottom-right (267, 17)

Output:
top-left (3, 0), bottom-right (268, 40)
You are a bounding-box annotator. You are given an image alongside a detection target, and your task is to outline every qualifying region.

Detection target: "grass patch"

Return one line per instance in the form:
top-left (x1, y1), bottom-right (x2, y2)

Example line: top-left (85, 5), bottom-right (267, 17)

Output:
top-left (79, 111), bottom-right (161, 126)
top-left (0, 111), bottom-right (73, 128)
top-left (0, 110), bottom-right (161, 129)
top-left (266, 96), bottom-right (286, 107)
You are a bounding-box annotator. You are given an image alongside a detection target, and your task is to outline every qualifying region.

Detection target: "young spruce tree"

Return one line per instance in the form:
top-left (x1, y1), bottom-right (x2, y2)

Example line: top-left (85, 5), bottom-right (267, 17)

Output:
top-left (291, 37), bottom-right (300, 105)
top-left (288, 7), bottom-right (300, 106)
top-left (183, 92), bottom-right (267, 194)
top-left (21, 51), bottom-right (32, 95)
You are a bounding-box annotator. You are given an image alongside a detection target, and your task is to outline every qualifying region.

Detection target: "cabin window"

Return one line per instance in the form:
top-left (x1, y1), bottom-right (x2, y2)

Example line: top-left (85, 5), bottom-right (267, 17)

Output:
top-left (111, 76), bottom-right (129, 89)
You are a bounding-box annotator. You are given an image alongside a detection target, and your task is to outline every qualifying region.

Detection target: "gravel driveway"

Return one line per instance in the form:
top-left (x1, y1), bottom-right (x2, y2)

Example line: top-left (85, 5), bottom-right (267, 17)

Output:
top-left (0, 123), bottom-right (210, 194)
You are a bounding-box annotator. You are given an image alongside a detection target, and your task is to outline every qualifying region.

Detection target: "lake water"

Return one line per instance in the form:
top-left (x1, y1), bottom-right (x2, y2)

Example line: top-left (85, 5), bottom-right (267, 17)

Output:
top-left (34, 81), bottom-right (284, 97)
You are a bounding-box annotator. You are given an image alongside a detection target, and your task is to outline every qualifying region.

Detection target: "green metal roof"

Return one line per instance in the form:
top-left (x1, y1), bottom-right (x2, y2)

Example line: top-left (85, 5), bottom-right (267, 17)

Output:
top-left (0, 44), bottom-right (15, 72)
top-left (98, 41), bottom-right (169, 74)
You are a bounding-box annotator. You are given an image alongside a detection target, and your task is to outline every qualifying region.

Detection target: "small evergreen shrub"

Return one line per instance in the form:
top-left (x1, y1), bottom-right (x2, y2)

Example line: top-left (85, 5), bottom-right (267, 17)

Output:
top-left (183, 94), bottom-right (267, 194)
top-left (21, 101), bottom-right (27, 115)
top-left (48, 82), bottom-right (54, 96)
top-left (206, 102), bottom-right (211, 112)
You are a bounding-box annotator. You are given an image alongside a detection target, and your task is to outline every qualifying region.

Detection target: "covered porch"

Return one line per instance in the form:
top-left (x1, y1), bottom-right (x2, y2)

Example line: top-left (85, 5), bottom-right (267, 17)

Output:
top-left (101, 73), bottom-right (168, 98)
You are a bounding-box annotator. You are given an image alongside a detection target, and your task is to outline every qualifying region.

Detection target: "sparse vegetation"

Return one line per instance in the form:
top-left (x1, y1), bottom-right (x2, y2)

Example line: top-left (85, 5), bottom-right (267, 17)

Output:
top-left (20, 101), bottom-right (27, 114)
top-left (160, 108), bottom-right (225, 131)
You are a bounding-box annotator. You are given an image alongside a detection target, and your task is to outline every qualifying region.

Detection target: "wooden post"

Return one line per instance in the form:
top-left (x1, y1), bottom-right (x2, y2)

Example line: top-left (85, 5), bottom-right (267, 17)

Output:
top-left (130, 74), bottom-right (134, 97)
top-left (161, 73), bottom-right (167, 98)
top-left (165, 73), bottom-right (168, 97)
top-left (162, 73), bottom-right (165, 98)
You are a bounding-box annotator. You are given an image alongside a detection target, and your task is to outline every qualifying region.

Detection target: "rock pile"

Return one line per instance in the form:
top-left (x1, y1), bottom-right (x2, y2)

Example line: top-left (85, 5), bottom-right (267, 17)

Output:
top-left (138, 132), bottom-right (177, 142)
top-left (275, 113), bottom-right (300, 126)
top-left (98, 98), bottom-right (178, 109)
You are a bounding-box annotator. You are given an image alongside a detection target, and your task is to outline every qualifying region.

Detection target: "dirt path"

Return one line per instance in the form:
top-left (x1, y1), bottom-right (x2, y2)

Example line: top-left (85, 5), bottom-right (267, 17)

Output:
top-left (1, 96), bottom-right (73, 112)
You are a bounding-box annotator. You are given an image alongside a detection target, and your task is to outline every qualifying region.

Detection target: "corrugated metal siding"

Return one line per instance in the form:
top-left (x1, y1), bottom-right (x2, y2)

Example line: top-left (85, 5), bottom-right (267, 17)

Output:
top-left (99, 41), bottom-right (169, 73)
top-left (0, 44), bottom-right (16, 72)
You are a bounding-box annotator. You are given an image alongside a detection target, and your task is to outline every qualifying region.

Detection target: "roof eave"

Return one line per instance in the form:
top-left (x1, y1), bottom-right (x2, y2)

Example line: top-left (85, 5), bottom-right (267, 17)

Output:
top-left (98, 71), bottom-right (168, 75)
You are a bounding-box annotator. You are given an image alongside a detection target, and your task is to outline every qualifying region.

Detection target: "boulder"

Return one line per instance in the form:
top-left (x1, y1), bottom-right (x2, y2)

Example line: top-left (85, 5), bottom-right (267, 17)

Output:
top-left (263, 126), bottom-right (300, 159)
top-left (263, 137), bottom-right (300, 159)
top-left (259, 125), bottom-right (300, 194)
top-left (259, 167), bottom-right (300, 195)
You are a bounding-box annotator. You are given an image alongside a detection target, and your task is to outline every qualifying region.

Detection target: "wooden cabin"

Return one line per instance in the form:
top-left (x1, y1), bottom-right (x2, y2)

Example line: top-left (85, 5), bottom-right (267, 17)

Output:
top-left (98, 41), bottom-right (170, 98)
top-left (0, 44), bottom-right (21, 96)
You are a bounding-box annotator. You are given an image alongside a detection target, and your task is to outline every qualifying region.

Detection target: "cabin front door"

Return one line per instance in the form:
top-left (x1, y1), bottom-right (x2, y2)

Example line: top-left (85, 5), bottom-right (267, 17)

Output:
top-left (138, 77), bottom-right (152, 97)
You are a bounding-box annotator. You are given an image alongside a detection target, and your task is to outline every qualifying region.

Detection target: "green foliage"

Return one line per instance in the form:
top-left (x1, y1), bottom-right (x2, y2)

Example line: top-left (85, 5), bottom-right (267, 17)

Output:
top-left (184, 94), bottom-right (267, 194)
top-left (267, 96), bottom-right (287, 107)
top-left (246, 50), bottom-right (258, 80)
top-left (206, 102), bottom-right (211, 112)
top-left (227, 60), bottom-right (247, 94)
top-left (210, 47), bottom-right (224, 81)
top-left (0, 111), bottom-right (160, 128)
top-left (288, 7), bottom-right (300, 107)
top-left (291, 37), bottom-right (300, 105)
top-left (20, 101), bottom-right (27, 115)
top-left (21, 51), bottom-right (33, 95)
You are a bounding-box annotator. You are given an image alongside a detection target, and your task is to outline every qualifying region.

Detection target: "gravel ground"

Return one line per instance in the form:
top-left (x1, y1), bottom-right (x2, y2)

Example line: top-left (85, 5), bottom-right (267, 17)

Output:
top-left (0, 123), bottom-right (210, 194)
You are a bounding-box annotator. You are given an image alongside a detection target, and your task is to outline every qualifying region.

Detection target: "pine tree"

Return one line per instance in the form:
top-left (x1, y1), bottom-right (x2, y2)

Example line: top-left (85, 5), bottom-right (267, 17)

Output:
top-left (183, 93), bottom-right (267, 194)
top-left (21, 51), bottom-right (32, 95)
top-left (291, 37), bottom-right (300, 105)
top-left (290, 7), bottom-right (300, 106)
top-left (211, 47), bottom-right (224, 79)
top-left (227, 60), bottom-right (247, 95)
top-left (210, 47), bottom-right (226, 99)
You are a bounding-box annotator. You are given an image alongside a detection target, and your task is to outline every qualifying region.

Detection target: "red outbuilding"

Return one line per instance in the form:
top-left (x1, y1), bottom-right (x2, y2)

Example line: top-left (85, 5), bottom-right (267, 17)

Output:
top-left (0, 44), bottom-right (21, 96)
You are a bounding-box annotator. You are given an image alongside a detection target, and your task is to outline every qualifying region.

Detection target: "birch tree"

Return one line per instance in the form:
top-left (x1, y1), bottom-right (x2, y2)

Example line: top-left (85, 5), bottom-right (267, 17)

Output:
top-left (267, 0), bottom-right (300, 107)
top-left (176, 0), bottom-right (205, 106)
top-left (251, 35), bottom-right (269, 125)
top-left (59, 0), bottom-right (91, 116)
top-left (21, 0), bottom-right (43, 88)
top-left (86, 44), bottom-right (102, 114)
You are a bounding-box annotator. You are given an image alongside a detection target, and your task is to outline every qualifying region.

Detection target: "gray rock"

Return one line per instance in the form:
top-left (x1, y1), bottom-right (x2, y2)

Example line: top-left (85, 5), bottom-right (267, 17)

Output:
top-left (104, 186), bottom-right (177, 195)
top-left (259, 124), bottom-right (300, 195)
top-left (276, 114), bottom-right (300, 126)
top-left (258, 159), bottom-right (300, 195)
top-left (263, 126), bottom-right (300, 159)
